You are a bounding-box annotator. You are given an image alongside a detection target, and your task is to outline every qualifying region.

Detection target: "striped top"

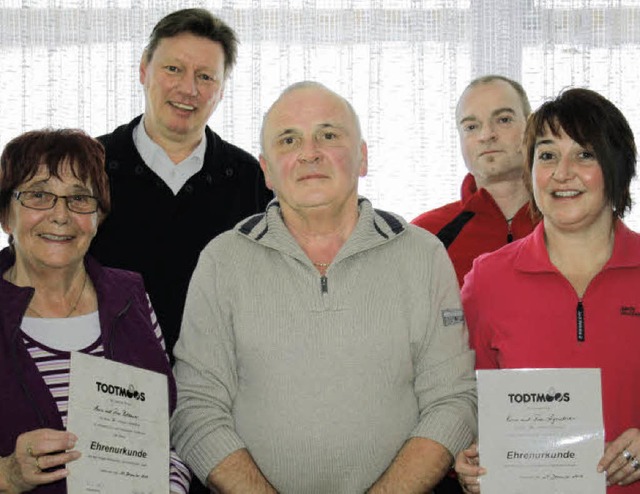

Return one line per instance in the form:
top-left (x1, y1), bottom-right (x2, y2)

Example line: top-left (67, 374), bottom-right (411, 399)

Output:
top-left (21, 304), bottom-right (191, 493)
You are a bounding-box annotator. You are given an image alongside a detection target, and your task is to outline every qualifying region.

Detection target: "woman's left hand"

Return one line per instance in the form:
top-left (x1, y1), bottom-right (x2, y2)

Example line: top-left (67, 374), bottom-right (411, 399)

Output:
top-left (598, 428), bottom-right (640, 486)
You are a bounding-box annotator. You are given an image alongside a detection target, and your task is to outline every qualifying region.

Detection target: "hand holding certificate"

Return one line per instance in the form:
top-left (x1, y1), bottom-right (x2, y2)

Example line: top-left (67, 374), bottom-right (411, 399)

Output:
top-left (66, 352), bottom-right (170, 494)
top-left (477, 368), bottom-right (606, 494)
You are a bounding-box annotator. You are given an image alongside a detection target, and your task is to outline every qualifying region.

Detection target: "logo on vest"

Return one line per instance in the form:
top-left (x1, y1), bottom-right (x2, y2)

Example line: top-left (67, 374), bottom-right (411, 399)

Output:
top-left (620, 306), bottom-right (640, 317)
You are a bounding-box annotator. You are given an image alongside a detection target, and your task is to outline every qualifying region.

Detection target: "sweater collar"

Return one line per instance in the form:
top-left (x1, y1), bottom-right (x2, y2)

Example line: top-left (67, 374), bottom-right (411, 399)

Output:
top-left (237, 196), bottom-right (406, 266)
top-left (110, 115), bottom-right (219, 176)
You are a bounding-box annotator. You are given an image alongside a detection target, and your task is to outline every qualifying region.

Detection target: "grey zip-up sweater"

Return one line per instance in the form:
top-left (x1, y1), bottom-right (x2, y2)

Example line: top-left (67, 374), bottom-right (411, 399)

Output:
top-left (171, 197), bottom-right (477, 493)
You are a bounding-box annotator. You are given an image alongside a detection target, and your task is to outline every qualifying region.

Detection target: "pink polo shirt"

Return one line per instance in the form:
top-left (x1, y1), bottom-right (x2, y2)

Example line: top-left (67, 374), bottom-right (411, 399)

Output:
top-left (463, 220), bottom-right (640, 493)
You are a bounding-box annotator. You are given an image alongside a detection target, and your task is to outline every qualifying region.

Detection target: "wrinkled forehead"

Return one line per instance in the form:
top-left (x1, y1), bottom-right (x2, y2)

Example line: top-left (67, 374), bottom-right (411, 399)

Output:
top-left (265, 88), bottom-right (357, 137)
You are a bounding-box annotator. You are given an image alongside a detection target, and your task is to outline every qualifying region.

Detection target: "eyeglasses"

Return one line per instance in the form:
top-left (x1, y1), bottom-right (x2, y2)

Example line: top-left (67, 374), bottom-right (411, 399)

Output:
top-left (13, 190), bottom-right (99, 214)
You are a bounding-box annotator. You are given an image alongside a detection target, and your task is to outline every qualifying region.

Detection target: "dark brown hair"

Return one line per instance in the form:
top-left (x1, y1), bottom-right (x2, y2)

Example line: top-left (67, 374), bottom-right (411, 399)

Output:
top-left (0, 128), bottom-right (110, 225)
top-left (144, 8), bottom-right (238, 78)
top-left (523, 88), bottom-right (636, 219)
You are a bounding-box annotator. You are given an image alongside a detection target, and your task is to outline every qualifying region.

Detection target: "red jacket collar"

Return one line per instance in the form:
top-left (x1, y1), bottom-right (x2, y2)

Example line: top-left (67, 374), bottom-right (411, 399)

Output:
top-left (515, 220), bottom-right (640, 273)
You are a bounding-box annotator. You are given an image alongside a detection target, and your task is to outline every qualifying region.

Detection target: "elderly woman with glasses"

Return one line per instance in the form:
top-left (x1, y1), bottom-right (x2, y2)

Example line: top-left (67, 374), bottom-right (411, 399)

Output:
top-left (0, 129), bottom-right (190, 494)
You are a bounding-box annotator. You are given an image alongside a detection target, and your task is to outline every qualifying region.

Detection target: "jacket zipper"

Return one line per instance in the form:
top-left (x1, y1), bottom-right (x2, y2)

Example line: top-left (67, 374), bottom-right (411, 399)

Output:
top-left (576, 300), bottom-right (585, 342)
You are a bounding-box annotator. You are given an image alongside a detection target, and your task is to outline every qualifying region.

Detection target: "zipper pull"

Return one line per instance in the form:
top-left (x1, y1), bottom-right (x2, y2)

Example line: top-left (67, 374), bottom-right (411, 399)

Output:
top-left (576, 301), bottom-right (585, 342)
top-left (506, 216), bottom-right (514, 243)
top-left (320, 276), bottom-right (328, 294)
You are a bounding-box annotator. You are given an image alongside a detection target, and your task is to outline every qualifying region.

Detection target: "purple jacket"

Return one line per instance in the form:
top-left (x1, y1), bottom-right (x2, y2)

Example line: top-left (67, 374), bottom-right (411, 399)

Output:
top-left (0, 247), bottom-right (177, 494)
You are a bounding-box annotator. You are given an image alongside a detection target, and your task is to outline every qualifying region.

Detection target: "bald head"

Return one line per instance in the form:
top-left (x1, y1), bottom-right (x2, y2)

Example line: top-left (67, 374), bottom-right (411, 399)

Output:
top-left (257, 80), bottom-right (368, 215)
top-left (260, 81), bottom-right (363, 154)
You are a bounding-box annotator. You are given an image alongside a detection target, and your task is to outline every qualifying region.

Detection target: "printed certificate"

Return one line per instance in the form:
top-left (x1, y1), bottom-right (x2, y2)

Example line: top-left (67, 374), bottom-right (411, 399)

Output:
top-left (477, 368), bottom-right (605, 494)
top-left (66, 352), bottom-right (170, 494)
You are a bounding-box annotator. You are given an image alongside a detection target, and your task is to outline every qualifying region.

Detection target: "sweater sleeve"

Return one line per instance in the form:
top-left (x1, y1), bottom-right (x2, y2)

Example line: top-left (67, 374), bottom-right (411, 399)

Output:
top-left (409, 242), bottom-right (478, 458)
top-left (170, 243), bottom-right (246, 485)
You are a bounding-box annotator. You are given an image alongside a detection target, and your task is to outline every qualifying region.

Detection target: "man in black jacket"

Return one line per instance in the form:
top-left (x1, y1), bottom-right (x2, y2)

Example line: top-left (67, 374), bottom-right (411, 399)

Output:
top-left (90, 8), bottom-right (272, 362)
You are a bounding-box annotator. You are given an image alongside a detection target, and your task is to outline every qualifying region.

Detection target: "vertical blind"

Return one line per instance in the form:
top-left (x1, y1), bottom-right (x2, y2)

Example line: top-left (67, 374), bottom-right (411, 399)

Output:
top-left (1, 0), bottom-right (639, 249)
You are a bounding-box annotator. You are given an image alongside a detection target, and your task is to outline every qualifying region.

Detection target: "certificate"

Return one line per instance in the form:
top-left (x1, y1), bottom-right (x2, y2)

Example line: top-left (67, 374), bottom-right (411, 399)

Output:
top-left (66, 352), bottom-right (170, 494)
top-left (477, 368), bottom-right (605, 494)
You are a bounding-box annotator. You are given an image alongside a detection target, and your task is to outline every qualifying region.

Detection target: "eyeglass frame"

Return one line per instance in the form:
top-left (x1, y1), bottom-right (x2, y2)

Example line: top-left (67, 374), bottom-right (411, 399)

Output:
top-left (12, 190), bottom-right (100, 214)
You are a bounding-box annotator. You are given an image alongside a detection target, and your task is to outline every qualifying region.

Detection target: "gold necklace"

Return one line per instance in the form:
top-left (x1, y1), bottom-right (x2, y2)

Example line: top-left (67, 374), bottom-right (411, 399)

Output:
top-left (25, 271), bottom-right (88, 318)
top-left (313, 262), bottom-right (331, 268)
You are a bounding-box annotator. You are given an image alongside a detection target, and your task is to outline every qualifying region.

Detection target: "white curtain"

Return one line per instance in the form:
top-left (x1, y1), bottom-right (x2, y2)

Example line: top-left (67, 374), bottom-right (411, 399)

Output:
top-left (1, 0), bottom-right (640, 249)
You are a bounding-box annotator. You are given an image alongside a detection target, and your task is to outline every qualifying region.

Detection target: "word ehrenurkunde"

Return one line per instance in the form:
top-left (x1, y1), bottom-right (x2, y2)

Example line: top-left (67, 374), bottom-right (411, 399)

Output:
top-left (90, 441), bottom-right (148, 458)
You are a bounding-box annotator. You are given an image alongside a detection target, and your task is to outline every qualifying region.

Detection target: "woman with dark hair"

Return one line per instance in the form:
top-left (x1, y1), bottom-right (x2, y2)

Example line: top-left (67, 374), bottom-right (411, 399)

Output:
top-left (455, 88), bottom-right (640, 493)
top-left (0, 129), bottom-right (190, 493)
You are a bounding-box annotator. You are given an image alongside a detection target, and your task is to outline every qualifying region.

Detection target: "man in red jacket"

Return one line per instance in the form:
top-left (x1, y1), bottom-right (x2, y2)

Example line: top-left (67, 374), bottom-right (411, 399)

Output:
top-left (412, 75), bottom-right (536, 287)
